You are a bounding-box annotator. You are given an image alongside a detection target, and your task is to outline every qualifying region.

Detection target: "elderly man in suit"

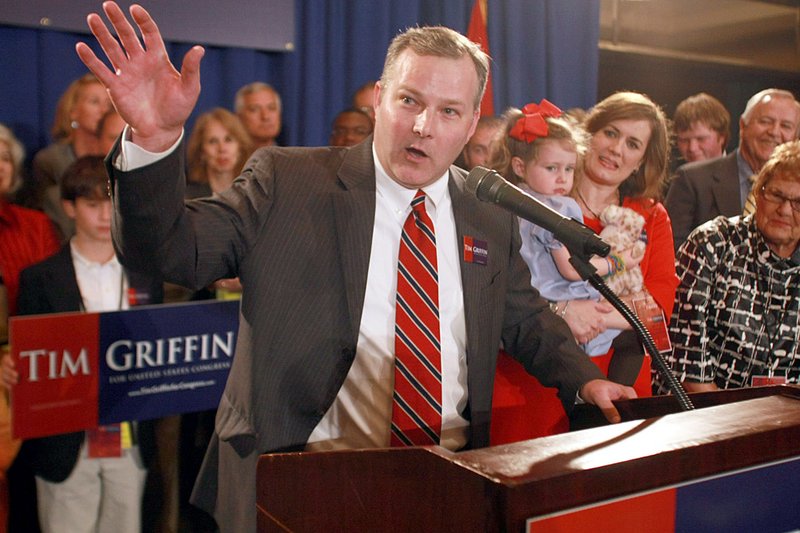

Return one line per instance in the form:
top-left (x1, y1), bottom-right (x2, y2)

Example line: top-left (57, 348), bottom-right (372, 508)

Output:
top-left (76, 3), bottom-right (635, 531)
top-left (665, 88), bottom-right (800, 250)
top-left (235, 82), bottom-right (282, 150)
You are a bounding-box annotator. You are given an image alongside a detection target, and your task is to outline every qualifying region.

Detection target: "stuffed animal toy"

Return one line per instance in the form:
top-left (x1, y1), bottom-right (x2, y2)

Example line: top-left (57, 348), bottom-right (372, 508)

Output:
top-left (598, 204), bottom-right (646, 296)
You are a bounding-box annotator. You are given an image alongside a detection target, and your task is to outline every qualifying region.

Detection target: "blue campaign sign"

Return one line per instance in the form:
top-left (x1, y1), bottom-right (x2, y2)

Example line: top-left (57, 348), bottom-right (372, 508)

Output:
top-left (97, 300), bottom-right (239, 424)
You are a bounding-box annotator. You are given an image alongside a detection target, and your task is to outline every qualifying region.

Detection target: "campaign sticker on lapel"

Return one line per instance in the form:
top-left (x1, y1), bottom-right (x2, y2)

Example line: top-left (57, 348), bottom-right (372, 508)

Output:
top-left (463, 236), bottom-right (488, 265)
top-left (127, 288), bottom-right (151, 306)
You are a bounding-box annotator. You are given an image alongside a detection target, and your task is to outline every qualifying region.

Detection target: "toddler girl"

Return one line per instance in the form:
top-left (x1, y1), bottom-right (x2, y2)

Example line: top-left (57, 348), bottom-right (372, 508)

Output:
top-left (491, 100), bottom-right (641, 355)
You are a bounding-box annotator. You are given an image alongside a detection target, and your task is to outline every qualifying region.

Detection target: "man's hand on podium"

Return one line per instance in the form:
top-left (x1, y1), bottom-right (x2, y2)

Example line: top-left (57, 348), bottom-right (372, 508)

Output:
top-left (580, 379), bottom-right (637, 424)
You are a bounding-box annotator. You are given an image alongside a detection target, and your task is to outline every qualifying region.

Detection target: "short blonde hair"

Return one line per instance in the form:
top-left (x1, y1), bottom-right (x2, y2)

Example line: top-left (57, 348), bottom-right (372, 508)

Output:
top-left (234, 82), bottom-right (282, 114)
top-left (380, 26), bottom-right (489, 111)
top-left (187, 108), bottom-right (253, 184)
top-left (51, 74), bottom-right (103, 142)
top-left (0, 123), bottom-right (26, 195)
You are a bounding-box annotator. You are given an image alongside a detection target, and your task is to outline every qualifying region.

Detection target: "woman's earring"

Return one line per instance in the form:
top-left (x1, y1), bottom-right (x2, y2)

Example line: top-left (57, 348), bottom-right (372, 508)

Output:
top-left (70, 120), bottom-right (79, 130)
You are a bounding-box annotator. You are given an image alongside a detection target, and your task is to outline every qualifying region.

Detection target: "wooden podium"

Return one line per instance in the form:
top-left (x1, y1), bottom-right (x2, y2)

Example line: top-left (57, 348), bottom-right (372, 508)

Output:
top-left (257, 386), bottom-right (800, 532)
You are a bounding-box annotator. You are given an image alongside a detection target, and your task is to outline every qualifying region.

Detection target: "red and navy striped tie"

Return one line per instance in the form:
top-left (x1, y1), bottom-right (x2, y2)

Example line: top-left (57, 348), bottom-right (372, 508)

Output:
top-left (391, 190), bottom-right (442, 446)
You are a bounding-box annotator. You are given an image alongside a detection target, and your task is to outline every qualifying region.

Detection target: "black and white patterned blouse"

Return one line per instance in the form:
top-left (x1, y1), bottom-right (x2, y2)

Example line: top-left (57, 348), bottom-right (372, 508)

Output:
top-left (663, 215), bottom-right (800, 390)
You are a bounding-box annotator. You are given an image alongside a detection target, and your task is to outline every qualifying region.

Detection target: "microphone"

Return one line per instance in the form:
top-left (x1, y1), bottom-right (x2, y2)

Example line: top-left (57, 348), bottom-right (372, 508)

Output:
top-left (466, 166), bottom-right (610, 258)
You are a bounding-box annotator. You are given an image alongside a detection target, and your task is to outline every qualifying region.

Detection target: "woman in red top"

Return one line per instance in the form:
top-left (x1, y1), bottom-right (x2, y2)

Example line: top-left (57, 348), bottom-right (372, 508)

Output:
top-left (490, 93), bottom-right (678, 445)
top-left (0, 125), bottom-right (60, 316)
top-left (566, 92), bottom-right (678, 395)
top-left (0, 123), bottom-right (59, 533)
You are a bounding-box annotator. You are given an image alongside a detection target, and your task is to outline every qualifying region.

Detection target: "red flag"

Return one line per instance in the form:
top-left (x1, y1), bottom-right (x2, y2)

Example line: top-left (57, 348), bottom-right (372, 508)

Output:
top-left (466, 0), bottom-right (494, 116)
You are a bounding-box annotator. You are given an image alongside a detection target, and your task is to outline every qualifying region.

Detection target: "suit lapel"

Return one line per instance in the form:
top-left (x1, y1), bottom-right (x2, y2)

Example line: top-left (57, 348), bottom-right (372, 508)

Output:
top-left (332, 141), bottom-right (377, 343)
top-left (449, 168), bottom-right (496, 371)
top-left (711, 152), bottom-right (743, 216)
top-left (52, 246), bottom-right (158, 311)
top-left (49, 246), bottom-right (83, 312)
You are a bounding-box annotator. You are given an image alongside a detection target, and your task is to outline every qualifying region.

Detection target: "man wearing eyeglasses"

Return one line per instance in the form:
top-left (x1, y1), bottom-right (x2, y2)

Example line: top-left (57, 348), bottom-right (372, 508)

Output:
top-left (660, 140), bottom-right (800, 393)
top-left (329, 108), bottom-right (373, 147)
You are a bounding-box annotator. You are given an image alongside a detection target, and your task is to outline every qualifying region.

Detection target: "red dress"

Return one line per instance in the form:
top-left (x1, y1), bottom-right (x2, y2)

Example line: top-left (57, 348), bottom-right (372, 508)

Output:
top-left (490, 198), bottom-right (678, 445)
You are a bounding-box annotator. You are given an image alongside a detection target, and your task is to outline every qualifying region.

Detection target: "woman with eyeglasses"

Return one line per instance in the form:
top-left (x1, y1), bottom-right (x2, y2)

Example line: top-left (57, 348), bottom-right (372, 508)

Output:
top-left (662, 140), bottom-right (800, 393)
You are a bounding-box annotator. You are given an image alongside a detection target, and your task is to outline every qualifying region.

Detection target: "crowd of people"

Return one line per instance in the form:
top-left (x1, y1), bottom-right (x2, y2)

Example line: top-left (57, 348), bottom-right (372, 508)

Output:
top-left (458, 87), bottom-right (800, 445)
top-left (1, 2), bottom-right (799, 532)
top-left (0, 65), bottom-right (377, 533)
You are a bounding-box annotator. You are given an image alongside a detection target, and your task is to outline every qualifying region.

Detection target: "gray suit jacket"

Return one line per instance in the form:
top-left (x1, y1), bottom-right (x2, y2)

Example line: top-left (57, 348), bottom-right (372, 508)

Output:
top-left (107, 138), bottom-right (604, 532)
top-left (664, 150), bottom-right (742, 250)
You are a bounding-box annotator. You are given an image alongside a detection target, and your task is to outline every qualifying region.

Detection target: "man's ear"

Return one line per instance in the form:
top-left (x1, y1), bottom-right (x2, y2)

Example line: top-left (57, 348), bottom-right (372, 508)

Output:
top-left (374, 81), bottom-right (383, 109)
top-left (61, 199), bottom-right (77, 220)
top-left (466, 109), bottom-right (480, 141)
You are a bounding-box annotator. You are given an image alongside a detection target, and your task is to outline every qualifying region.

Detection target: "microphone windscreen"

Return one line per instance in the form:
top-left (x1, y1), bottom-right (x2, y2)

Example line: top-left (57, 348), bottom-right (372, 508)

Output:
top-left (466, 166), bottom-right (507, 203)
top-left (465, 166), bottom-right (495, 196)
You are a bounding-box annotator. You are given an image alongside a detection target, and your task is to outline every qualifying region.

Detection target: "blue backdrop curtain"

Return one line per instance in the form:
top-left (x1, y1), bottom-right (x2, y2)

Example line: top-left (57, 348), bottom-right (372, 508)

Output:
top-left (0, 0), bottom-right (598, 161)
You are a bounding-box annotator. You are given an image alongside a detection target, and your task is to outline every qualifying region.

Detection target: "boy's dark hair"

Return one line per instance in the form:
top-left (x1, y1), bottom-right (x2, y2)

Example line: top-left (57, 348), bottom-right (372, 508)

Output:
top-left (61, 156), bottom-right (109, 202)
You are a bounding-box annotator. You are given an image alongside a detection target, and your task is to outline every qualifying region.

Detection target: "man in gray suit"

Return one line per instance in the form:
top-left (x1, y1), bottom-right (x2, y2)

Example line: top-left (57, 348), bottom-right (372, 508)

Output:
top-left (77, 3), bottom-right (635, 531)
top-left (665, 88), bottom-right (800, 250)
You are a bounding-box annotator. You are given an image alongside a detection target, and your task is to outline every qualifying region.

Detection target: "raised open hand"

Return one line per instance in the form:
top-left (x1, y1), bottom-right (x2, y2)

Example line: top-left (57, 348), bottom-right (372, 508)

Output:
top-left (75, 1), bottom-right (205, 152)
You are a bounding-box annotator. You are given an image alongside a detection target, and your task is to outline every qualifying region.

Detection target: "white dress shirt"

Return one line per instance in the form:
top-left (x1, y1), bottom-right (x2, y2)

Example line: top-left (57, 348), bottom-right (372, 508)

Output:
top-left (70, 240), bottom-right (129, 312)
top-left (118, 132), bottom-right (470, 451)
top-left (307, 146), bottom-right (469, 451)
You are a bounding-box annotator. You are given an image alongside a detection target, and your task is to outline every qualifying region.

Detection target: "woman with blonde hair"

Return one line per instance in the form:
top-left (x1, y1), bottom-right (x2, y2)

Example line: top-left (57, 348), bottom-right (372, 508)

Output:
top-left (186, 108), bottom-right (253, 198)
top-left (0, 123), bottom-right (59, 533)
top-left (31, 74), bottom-right (111, 239)
top-left (0, 124), bottom-right (60, 316)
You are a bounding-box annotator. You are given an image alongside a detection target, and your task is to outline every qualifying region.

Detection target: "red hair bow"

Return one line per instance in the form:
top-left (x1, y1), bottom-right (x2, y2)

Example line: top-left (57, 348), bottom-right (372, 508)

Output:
top-left (509, 99), bottom-right (563, 143)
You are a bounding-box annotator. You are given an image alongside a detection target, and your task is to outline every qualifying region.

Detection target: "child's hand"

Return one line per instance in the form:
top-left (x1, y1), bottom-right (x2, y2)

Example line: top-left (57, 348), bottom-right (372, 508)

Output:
top-left (562, 300), bottom-right (612, 344)
top-left (617, 246), bottom-right (643, 270)
top-left (0, 349), bottom-right (18, 389)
